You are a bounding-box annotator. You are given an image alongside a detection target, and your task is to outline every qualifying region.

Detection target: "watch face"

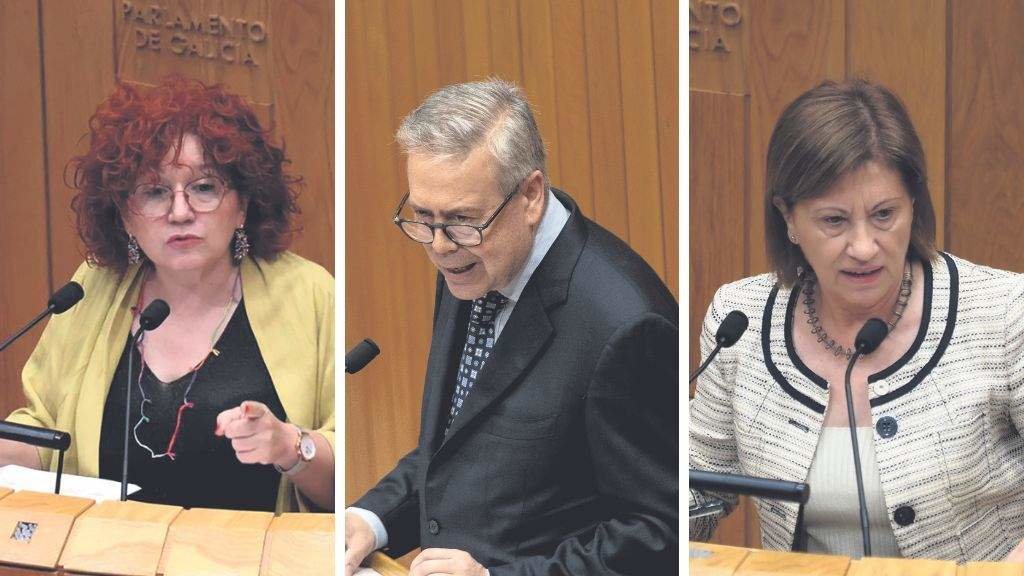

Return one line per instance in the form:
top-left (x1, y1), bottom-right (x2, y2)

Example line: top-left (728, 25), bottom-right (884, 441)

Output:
top-left (299, 434), bottom-right (316, 461)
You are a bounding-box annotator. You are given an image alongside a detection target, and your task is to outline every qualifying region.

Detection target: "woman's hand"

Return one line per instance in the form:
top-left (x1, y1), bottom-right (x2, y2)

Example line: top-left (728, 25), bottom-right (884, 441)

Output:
top-left (1008, 536), bottom-right (1024, 562)
top-left (214, 400), bottom-right (297, 469)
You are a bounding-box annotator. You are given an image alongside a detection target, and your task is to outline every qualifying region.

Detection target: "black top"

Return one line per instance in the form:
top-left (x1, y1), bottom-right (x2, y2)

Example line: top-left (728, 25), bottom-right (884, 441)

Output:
top-left (99, 299), bottom-right (287, 511)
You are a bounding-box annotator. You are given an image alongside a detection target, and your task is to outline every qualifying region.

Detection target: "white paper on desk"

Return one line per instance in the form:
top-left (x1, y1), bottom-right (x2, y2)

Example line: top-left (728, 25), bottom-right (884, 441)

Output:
top-left (0, 465), bottom-right (140, 501)
top-left (354, 569), bottom-right (383, 576)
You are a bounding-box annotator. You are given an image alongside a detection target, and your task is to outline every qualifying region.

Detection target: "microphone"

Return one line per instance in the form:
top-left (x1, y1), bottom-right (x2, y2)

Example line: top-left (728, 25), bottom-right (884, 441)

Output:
top-left (122, 299), bottom-right (170, 501)
top-left (689, 469), bottom-right (810, 504)
top-left (138, 299), bottom-right (170, 333)
top-left (844, 318), bottom-right (889, 558)
top-left (346, 338), bottom-right (380, 374)
top-left (0, 421), bottom-right (72, 495)
top-left (0, 281), bottom-right (84, 353)
top-left (689, 311), bottom-right (748, 383)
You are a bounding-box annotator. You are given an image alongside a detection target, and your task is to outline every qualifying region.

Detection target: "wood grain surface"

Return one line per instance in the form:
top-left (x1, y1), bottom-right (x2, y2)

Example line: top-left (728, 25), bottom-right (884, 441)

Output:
top-left (158, 508), bottom-right (274, 576)
top-left (260, 513), bottom-right (334, 576)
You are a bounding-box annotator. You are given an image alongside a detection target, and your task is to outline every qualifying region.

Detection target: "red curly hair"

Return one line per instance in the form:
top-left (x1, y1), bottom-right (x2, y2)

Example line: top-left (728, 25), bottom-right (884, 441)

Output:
top-left (70, 76), bottom-right (301, 270)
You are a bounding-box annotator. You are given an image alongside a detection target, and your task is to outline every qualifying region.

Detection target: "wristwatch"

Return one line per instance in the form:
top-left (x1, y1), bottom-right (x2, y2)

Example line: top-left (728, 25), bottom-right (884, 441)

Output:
top-left (274, 425), bottom-right (316, 477)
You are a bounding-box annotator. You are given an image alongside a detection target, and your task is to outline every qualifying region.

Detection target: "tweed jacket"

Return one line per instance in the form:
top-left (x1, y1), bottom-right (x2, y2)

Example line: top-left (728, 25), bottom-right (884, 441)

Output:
top-left (690, 253), bottom-right (1024, 562)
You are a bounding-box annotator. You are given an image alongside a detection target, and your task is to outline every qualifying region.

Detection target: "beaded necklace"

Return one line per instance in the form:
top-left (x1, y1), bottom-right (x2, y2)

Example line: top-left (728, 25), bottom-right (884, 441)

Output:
top-left (800, 262), bottom-right (912, 361)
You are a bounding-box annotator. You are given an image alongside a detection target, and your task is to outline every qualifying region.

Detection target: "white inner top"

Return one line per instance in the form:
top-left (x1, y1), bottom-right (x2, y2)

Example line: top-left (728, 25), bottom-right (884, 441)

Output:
top-left (803, 426), bottom-right (901, 559)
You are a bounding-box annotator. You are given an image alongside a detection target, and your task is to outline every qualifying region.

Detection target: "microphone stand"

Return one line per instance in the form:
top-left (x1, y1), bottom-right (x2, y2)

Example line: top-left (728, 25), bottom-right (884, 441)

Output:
top-left (689, 344), bottom-right (722, 383)
top-left (844, 349), bottom-right (872, 557)
top-left (122, 329), bottom-right (146, 502)
top-left (0, 309), bottom-right (53, 353)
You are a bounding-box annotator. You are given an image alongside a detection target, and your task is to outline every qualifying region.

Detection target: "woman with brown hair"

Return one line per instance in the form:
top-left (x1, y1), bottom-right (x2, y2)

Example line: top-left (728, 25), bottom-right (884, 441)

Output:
top-left (691, 79), bottom-right (1024, 561)
top-left (1, 77), bottom-right (334, 512)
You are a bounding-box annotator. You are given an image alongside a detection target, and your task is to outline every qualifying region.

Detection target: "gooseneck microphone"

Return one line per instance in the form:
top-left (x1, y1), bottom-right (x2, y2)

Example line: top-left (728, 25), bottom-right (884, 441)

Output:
top-left (345, 338), bottom-right (380, 374)
top-left (844, 318), bottom-right (889, 558)
top-left (689, 311), bottom-right (748, 383)
top-left (0, 282), bottom-right (84, 353)
top-left (122, 299), bottom-right (170, 501)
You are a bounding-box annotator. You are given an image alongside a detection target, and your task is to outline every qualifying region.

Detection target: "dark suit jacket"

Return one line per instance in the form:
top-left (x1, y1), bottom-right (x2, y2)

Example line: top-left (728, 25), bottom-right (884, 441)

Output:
top-left (354, 190), bottom-right (678, 575)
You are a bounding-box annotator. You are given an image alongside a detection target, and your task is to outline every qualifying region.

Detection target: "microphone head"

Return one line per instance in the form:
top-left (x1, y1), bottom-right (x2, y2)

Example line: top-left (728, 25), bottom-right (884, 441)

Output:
top-left (346, 338), bottom-right (381, 374)
top-left (715, 311), bottom-right (749, 348)
top-left (48, 282), bottom-right (84, 314)
top-left (855, 318), bottom-right (889, 354)
top-left (139, 299), bottom-right (170, 331)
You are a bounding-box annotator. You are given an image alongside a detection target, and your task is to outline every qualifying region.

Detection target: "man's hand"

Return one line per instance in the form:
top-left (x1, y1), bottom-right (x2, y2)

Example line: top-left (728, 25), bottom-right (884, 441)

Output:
top-left (410, 548), bottom-right (487, 576)
top-left (345, 511), bottom-right (376, 576)
top-left (214, 400), bottom-right (296, 468)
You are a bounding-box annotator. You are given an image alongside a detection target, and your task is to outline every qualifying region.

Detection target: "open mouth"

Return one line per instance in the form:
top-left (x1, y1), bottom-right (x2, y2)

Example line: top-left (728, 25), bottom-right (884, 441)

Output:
top-left (445, 263), bottom-right (476, 275)
top-left (841, 267), bottom-right (882, 280)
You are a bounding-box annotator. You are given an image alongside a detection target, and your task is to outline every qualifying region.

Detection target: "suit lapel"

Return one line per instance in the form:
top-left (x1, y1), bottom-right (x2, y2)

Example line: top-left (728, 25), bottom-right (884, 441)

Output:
top-left (422, 285), bottom-right (466, 454)
top-left (430, 189), bottom-right (589, 450)
top-left (441, 282), bottom-right (554, 443)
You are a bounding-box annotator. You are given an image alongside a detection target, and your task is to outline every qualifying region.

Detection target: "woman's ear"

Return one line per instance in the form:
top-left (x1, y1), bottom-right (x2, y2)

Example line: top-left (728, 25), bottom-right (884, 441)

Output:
top-left (773, 197), bottom-right (794, 229)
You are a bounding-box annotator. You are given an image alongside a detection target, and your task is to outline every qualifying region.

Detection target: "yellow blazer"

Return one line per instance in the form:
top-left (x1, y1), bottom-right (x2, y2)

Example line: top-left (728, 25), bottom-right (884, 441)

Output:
top-left (7, 252), bottom-right (334, 513)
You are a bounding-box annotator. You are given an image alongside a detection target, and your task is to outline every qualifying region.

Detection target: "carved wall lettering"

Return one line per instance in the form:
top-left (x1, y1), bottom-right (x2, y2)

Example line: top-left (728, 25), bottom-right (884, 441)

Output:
top-left (122, 1), bottom-right (266, 67)
top-left (690, 0), bottom-right (742, 53)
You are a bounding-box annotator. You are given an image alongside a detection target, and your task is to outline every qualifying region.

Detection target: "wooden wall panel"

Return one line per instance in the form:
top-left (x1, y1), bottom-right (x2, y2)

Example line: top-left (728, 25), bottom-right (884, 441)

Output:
top-left (0, 0), bottom-right (50, 419)
top-left (848, 0), bottom-right (946, 250)
top-left (583, 0), bottom-right (630, 240)
top-left (346, 1), bottom-right (679, 550)
top-left (266, 0), bottom-right (334, 271)
top-left (948, 0), bottom-right (1024, 268)
top-left (689, 91), bottom-right (750, 548)
top-left (42, 0), bottom-right (118, 287)
top-left (746, 0), bottom-right (845, 278)
top-left (618, 0), bottom-right (666, 281)
top-left (550, 0), bottom-right (595, 217)
top-left (345, 0), bottom-right (434, 504)
top-left (653, 0), bottom-right (679, 298)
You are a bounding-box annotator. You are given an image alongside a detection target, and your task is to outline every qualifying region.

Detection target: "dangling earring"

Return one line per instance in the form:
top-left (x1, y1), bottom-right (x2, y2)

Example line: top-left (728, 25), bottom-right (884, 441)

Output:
top-left (127, 235), bottom-right (142, 265)
top-left (232, 227), bottom-right (250, 263)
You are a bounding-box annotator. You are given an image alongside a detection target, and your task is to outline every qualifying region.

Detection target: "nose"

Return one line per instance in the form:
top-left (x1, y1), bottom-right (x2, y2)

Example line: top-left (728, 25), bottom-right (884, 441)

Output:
top-left (167, 188), bottom-right (195, 223)
top-left (430, 227), bottom-right (458, 255)
top-left (846, 219), bottom-right (878, 262)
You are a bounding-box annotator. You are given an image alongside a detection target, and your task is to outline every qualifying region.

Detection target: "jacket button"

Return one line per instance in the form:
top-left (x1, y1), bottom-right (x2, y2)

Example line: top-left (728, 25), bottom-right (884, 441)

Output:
top-left (894, 505), bottom-right (915, 526)
top-left (428, 519), bottom-right (440, 535)
top-left (876, 416), bottom-right (898, 439)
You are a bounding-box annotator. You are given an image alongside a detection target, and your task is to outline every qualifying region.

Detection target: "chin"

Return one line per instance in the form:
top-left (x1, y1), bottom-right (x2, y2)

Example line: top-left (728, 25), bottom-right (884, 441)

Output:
top-left (447, 284), bottom-right (487, 301)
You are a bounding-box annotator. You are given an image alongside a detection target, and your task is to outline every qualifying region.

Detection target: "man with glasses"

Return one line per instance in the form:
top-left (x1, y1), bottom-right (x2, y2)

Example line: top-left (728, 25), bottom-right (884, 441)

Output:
top-left (346, 80), bottom-right (678, 576)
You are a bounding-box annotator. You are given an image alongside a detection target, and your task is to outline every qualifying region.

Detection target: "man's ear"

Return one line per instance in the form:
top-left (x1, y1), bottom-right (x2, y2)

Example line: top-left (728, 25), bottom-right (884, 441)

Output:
top-left (522, 170), bottom-right (546, 227)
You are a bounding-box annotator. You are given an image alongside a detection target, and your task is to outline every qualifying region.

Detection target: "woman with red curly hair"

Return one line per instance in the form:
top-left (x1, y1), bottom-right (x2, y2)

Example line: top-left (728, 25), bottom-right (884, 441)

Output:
top-left (2, 77), bottom-right (334, 513)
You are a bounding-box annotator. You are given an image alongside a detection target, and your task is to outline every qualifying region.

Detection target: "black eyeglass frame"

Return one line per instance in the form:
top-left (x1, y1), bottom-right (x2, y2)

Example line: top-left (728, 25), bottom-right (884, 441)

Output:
top-left (392, 178), bottom-right (526, 247)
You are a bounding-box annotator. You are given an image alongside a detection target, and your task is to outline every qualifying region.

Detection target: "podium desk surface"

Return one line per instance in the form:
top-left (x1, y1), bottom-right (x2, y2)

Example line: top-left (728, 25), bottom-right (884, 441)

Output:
top-left (690, 542), bottom-right (1024, 575)
top-left (368, 552), bottom-right (409, 576)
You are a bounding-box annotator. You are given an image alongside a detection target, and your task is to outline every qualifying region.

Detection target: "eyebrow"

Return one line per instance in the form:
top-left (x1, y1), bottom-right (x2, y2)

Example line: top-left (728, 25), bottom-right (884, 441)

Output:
top-left (407, 198), bottom-right (481, 218)
top-left (810, 196), bottom-right (904, 214)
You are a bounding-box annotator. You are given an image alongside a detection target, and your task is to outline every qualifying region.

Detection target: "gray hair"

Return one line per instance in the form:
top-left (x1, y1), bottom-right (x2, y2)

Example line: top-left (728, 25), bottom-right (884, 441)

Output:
top-left (396, 78), bottom-right (547, 195)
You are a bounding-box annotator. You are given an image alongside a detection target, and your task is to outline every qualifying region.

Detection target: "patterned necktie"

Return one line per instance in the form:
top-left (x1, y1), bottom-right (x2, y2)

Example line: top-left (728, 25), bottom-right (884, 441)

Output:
top-left (446, 290), bottom-right (509, 433)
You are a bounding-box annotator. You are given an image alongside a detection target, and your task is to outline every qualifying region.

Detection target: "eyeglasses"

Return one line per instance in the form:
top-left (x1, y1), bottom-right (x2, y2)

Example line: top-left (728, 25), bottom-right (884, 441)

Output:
top-left (393, 180), bottom-right (522, 247)
top-left (127, 175), bottom-right (230, 218)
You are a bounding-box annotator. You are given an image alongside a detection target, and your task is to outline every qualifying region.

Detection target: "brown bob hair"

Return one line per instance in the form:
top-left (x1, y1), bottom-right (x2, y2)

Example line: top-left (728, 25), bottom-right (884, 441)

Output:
top-left (70, 76), bottom-right (301, 271)
top-left (765, 79), bottom-right (937, 287)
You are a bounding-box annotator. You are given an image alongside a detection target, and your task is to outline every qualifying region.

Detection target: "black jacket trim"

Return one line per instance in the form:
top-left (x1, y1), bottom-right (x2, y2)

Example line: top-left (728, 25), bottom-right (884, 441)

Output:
top-left (764, 284), bottom-right (825, 414)
top-left (870, 252), bottom-right (958, 406)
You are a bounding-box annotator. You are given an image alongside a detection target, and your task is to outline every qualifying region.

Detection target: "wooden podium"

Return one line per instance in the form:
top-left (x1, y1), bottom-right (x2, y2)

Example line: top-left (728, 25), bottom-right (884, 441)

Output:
top-left (0, 490), bottom-right (332, 575)
top-left (690, 541), bottom-right (1024, 575)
